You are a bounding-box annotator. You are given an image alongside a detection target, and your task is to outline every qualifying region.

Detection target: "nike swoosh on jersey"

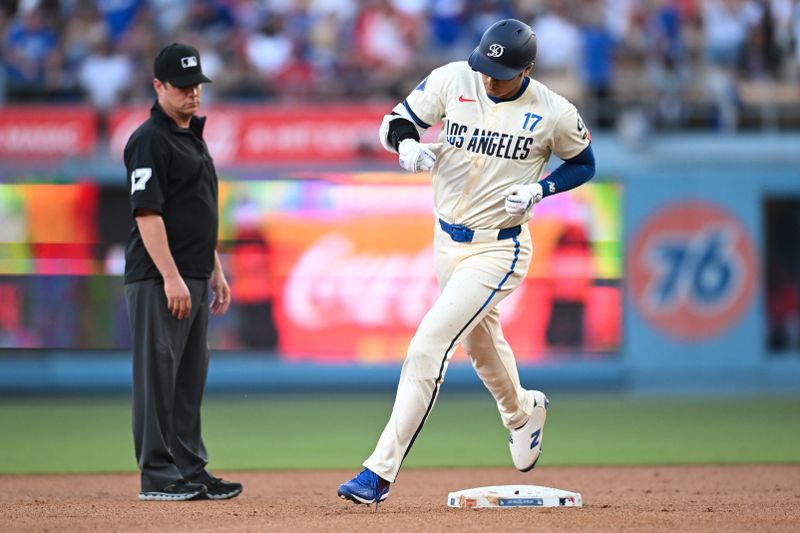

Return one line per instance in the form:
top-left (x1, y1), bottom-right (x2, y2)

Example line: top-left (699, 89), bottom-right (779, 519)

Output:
top-left (458, 95), bottom-right (476, 102)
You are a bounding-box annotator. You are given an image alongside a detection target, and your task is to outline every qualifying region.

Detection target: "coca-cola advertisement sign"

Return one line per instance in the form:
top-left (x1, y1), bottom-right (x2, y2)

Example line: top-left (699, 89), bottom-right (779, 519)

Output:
top-left (283, 235), bottom-right (441, 330)
top-left (267, 214), bottom-right (529, 363)
top-left (220, 179), bottom-right (622, 362)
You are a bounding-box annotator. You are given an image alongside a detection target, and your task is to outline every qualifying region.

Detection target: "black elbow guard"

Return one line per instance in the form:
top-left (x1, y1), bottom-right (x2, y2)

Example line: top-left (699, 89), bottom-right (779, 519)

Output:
top-left (387, 115), bottom-right (420, 151)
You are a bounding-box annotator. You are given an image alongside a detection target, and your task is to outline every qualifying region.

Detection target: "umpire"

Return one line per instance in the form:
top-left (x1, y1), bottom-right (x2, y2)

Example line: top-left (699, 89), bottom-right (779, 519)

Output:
top-left (124, 43), bottom-right (242, 501)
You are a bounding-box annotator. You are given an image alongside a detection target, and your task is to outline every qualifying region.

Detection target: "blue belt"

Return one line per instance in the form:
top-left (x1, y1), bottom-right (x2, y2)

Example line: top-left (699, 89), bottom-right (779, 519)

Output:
top-left (438, 218), bottom-right (521, 243)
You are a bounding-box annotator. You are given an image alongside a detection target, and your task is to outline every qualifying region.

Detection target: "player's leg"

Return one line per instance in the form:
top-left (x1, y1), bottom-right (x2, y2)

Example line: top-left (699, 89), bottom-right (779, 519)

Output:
top-left (339, 273), bottom-right (507, 504)
top-left (463, 309), bottom-right (548, 471)
top-left (360, 233), bottom-right (530, 484)
top-left (126, 279), bottom-right (206, 501)
top-left (461, 307), bottom-right (530, 429)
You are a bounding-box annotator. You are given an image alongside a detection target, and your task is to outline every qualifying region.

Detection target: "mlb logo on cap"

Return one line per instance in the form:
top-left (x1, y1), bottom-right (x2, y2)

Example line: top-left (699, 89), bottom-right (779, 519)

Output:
top-left (154, 43), bottom-right (212, 88)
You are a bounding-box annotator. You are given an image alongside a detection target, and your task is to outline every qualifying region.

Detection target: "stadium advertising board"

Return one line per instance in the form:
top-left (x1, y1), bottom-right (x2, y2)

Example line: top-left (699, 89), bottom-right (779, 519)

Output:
top-left (0, 176), bottom-right (622, 362)
top-left (628, 202), bottom-right (758, 340)
top-left (108, 105), bottom-right (396, 165)
top-left (0, 108), bottom-right (97, 158)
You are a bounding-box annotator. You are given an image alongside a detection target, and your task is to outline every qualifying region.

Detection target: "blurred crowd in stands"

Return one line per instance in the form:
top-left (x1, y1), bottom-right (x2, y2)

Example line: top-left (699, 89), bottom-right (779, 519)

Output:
top-left (2, 0), bottom-right (800, 130)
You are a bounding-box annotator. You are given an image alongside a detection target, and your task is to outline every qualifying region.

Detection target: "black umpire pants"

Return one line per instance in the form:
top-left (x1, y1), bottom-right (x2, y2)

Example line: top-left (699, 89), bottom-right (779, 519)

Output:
top-left (125, 278), bottom-right (210, 492)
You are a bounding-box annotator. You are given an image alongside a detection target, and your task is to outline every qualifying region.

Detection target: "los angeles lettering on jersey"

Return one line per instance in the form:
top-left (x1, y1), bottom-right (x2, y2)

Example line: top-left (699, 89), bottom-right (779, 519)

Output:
top-left (445, 120), bottom-right (533, 160)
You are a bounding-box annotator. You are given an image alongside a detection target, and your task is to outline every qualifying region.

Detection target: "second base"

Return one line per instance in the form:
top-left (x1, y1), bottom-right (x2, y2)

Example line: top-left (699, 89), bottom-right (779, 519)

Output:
top-left (447, 485), bottom-right (582, 508)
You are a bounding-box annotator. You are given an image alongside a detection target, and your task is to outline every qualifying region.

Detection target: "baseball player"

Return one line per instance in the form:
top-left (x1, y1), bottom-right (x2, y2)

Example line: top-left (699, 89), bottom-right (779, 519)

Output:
top-left (338, 19), bottom-right (596, 505)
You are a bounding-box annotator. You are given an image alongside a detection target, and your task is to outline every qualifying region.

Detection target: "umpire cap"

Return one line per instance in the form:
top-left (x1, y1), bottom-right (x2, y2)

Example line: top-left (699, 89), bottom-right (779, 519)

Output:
top-left (468, 19), bottom-right (537, 80)
top-left (154, 43), bottom-right (212, 88)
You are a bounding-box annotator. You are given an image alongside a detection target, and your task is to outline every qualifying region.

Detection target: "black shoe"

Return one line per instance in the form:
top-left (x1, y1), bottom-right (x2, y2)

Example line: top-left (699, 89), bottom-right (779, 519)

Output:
top-left (188, 471), bottom-right (243, 500)
top-left (139, 479), bottom-right (208, 501)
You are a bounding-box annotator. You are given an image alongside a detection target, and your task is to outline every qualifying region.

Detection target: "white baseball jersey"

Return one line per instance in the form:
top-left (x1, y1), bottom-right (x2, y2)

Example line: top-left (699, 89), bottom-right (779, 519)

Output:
top-left (392, 60), bottom-right (590, 229)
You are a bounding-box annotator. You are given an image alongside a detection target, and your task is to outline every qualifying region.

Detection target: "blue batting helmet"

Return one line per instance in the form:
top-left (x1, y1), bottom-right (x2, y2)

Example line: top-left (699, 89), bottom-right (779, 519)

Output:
top-left (468, 19), bottom-right (537, 80)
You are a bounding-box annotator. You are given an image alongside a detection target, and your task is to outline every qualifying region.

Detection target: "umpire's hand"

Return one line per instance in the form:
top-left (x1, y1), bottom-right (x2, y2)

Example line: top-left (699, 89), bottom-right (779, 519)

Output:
top-left (210, 268), bottom-right (231, 316)
top-left (164, 274), bottom-right (192, 320)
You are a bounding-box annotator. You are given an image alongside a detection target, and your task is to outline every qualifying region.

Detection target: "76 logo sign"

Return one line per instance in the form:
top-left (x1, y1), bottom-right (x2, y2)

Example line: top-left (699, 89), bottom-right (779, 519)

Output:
top-left (643, 225), bottom-right (742, 313)
top-left (629, 203), bottom-right (757, 340)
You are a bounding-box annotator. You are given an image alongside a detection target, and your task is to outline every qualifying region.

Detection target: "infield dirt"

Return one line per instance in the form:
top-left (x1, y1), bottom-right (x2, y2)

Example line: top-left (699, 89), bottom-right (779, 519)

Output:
top-left (1, 465), bottom-right (798, 532)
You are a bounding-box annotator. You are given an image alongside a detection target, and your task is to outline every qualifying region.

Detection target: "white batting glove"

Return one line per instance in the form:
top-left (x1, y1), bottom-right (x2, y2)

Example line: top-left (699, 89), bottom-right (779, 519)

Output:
top-left (503, 183), bottom-right (543, 216)
top-left (398, 139), bottom-right (436, 173)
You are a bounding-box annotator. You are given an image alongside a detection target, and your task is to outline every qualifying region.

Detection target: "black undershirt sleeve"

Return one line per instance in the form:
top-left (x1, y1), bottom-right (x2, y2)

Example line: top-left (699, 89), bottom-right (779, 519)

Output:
top-left (387, 114), bottom-right (420, 151)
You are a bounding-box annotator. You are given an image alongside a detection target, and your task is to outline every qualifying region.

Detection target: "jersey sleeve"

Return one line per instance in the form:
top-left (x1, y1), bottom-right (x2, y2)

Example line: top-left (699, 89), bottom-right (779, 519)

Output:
top-left (396, 66), bottom-right (449, 129)
top-left (124, 130), bottom-right (169, 215)
top-left (551, 105), bottom-right (591, 161)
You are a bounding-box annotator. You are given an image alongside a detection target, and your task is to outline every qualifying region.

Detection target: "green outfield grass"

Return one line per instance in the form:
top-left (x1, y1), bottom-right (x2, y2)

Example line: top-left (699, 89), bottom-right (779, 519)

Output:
top-left (0, 392), bottom-right (798, 474)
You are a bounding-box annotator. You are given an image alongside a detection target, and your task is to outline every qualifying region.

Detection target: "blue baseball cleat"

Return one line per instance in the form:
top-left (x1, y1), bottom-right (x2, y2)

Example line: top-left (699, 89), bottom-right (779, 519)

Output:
top-left (337, 468), bottom-right (390, 505)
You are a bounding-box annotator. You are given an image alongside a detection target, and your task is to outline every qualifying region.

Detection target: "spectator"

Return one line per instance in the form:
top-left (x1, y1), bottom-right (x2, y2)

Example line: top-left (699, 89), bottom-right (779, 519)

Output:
top-left (96, 0), bottom-right (144, 43)
top-left (245, 13), bottom-right (294, 77)
top-left (60, 1), bottom-right (108, 79)
top-left (310, 0), bottom-right (358, 22)
top-left (351, 0), bottom-right (420, 98)
top-left (148, 0), bottom-right (192, 36)
top-left (701, 0), bottom-right (753, 130)
top-left (115, 5), bottom-right (164, 102)
top-left (0, 0), bottom-right (798, 131)
top-left (468, 0), bottom-right (515, 46)
top-left (182, 0), bottom-right (236, 45)
top-left (579, 1), bottom-right (617, 128)
top-left (767, 0), bottom-right (795, 73)
top-left (605, 0), bottom-right (636, 42)
top-left (430, 0), bottom-right (466, 57)
top-left (531, 0), bottom-right (584, 104)
top-left (353, 0), bottom-right (418, 70)
top-left (793, 3), bottom-right (800, 80)
top-left (308, 10), bottom-right (343, 70)
top-left (3, 5), bottom-right (60, 100)
top-left (645, 0), bottom-right (691, 129)
top-left (78, 38), bottom-right (134, 110)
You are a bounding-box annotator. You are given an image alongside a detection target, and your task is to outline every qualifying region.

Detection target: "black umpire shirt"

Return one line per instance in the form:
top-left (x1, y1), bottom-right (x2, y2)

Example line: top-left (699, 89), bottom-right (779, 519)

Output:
top-left (123, 101), bottom-right (218, 284)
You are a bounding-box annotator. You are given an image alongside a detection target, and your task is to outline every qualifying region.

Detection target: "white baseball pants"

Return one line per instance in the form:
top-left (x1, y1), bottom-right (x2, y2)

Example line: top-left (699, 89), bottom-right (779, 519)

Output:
top-left (363, 223), bottom-right (534, 483)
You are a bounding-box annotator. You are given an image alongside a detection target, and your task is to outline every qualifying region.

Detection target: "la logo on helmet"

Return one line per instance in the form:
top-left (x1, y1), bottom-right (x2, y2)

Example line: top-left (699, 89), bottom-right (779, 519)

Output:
top-left (487, 44), bottom-right (505, 57)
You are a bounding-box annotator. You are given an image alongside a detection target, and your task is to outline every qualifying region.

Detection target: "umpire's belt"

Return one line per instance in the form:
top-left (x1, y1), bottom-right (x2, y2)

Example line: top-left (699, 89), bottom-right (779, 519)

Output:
top-left (438, 218), bottom-right (521, 243)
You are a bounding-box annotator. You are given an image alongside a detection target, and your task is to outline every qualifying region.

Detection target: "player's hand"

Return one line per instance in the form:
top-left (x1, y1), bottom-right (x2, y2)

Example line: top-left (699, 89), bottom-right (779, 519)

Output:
top-left (164, 275), bottom-right (192, 320)
top-left (210, 270), bottom-right (231, 316)
top-left (503, 183), bottom-right (543, 216)
top-left (398, 139), bottom-right (436, 173)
